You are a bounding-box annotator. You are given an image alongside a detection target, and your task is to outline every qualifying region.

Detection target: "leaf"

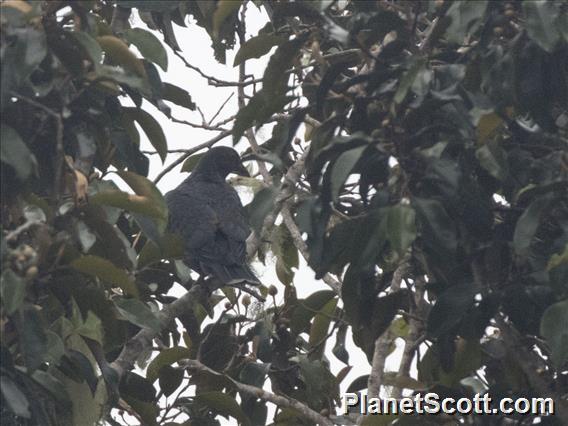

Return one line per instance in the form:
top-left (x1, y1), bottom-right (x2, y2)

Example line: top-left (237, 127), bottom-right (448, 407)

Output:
top-left (74, 310), bottom-right (104, 344)
top-left (523, 0), bottom-right (562, 53)
top-left (332, 323), bottom-right (349, 364)
top-left (195, 391), bottom-right (251, 426)
top-left (476, 139), bottom-right (508, 181)
top-left (114, 298), bottom-right (162, 331)
top-left (90, 191), bottom-right (165, 221)
top-left (123, 107), bottom-right (168, 163)
top-left (233, 34), bottom-right (284, 66)
top-left (387, 204), bottom-right (416, 257)
top-left (213, 0), bottom-right (242, 36)
top-left (123, 28), bottom-right (168, 71)
top-left (330, 145), bottom-right (366, 200)
top-left (162, 82), bottom-right (196, 110)
top-left (476, 112), bottom-right (503, 144)
top-left (445, 0), bottom-right (488, 45)
top-left (513, 194), bottom-right (553, 257)
top-left (0, 125), bottom-right (36, 180)
top-left (263, 34), bottom-right (307, 96)
top-left (137, 234), bottom-right (184, 269)
top-left (158, 365), bottom-right (183, 397)
top-left (18, 305), bottom-right (48, 372)
top-left (394, 58), bottom-right (426, 104)
top-left (246, 185), bottom-right (278, 233)
top-left (233, 89), bottom-right (292, 143)
top-left (0, 376), bottom-right (30, 418)
top-left (147, 346), bottom-right (191, 383)
top-left (540, 299), bottom-right (568, 368)
top-left (97, 35), bottom-right (146, 77)
top-left (181, 153), bottom-right (205, 173)
top-left (309, 297), bottom-right (338, 359)
top-left (272, 224), bottom-right (299, 286)
top-left (71, 31), bottom-right (103, 68)
top-left (291, 290), bottom-right (336, 334)
top-left (1, 269), bottom-right (26, 315)
top-left (71, 255), bottom-right (138, 297)
top-left (427, 282), bottom-right (478, 339)
top-left (412, 197), bottom-right (457, 257)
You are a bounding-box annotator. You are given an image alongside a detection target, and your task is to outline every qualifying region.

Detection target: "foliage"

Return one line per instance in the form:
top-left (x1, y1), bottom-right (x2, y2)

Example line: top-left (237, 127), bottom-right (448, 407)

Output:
top-left (1, 1), bottom-right (567, 425)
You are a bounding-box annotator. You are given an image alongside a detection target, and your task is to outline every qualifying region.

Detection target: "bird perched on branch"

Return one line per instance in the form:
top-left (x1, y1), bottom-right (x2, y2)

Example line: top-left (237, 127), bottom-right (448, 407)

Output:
top-left (165, 147), bottom-right (260, 287)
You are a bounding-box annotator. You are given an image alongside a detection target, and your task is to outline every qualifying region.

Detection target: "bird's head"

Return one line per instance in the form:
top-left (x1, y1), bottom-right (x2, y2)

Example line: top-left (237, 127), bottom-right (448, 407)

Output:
top-left (195, 146), bottom-right (250, 180)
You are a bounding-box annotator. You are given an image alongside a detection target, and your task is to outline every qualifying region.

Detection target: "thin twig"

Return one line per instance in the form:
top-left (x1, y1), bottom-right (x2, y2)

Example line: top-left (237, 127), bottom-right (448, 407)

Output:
top-left (153, 130), bottom-right (232, 184)
top-left (208, 92), bottom-right (235, 126)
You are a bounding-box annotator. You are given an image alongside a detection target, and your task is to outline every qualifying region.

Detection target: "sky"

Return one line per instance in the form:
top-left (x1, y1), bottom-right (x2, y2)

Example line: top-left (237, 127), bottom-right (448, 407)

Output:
top-left (121, 5), bottom-right (409, 423)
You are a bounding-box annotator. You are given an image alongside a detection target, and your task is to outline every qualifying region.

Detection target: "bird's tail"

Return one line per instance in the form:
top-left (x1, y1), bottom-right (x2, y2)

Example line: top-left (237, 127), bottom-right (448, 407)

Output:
top-left (205, 263), bottom-right (261, 286)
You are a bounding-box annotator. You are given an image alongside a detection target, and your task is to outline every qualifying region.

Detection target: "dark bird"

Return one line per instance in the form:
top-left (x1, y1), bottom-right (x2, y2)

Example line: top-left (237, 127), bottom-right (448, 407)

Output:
top-left (165, 147), bottom-right (260, 286)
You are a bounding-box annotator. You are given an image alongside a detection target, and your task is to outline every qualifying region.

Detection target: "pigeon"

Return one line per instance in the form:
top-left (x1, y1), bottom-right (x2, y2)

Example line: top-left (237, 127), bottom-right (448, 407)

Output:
top-left (165, 147), bottom-right (261, 286)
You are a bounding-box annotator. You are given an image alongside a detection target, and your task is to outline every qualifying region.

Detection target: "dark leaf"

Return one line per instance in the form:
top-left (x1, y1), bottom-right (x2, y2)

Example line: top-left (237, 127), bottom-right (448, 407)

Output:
top-left (114, 298), bottom-right (162, 331)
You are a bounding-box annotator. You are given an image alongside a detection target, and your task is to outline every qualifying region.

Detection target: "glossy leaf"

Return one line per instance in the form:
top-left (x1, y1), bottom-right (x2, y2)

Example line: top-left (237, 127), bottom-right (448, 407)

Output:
top-left (71, 255), bottom-right (138, 297)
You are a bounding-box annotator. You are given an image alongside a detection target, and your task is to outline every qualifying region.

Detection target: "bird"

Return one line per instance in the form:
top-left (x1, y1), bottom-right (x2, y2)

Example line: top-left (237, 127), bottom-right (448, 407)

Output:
top-left (165, 146), bottom-right (261, 287)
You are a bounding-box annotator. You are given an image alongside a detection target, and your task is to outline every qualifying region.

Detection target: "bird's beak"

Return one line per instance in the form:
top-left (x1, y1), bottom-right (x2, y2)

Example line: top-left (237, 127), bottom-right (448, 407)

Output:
top-left (235, 163), bottom-right (250, 177)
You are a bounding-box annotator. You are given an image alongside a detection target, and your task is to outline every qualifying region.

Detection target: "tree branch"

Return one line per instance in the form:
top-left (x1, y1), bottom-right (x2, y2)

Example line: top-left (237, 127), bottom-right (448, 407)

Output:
top-left (495, 315), bottom-right (568, 424)
top-left (153, 130), bottom-right (232, 184)
top-left (182, 359), bottom-right (334, 426)
top-left (110, 285), bottom-right (206, 379)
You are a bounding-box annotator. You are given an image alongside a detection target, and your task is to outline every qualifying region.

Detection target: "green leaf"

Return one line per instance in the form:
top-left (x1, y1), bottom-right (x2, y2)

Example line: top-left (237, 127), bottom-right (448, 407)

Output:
top-left (213, 0), bottom-right (242, 36)
top-left (513, 194), bottom-right (553, 257)
top-left (233, 34), bottom-right (284, 66)
top-left (114, 298), bottom-right (162, 331)
top-left (71, 31), bottom-right (102, 68)
top-left (147, 346), bottom-right (191, 383)
top-left (162, 82), bottom-right (196, 110)
top-left (195, 391), bottom-right (251, 426)
top-left (137, 233), bottom-right (184, 269)
top-left (74, 309), bottom-right (104, 344)
top-left (330, 145), bottom-right (366, 200)
top-left (523, 0), bottom-right (562, 53)
top-left (246, 185), bottom-right (278, 233)
top-left (445, 0), bottom-right (488, 45)
top-left (97, 35), bottom-right (146, 77)
top-left (387, 204), bottom-right (416, 257)
top-left (181, 153), bottom-right (205, 173)
top-left (233, 89), bottom-right (292, 143)
top-left (123, 28), bottom-right (168, 71)
top-left (291, 290), bottom-right (336, 334)
top-left (123, 107), bottom-right (168, 163)
top-left (263, 35), bottom-right (307, 96)
top-left (309, 297), bottom-right (338, 359)
top-left (1, 269), bottom-right (26, 315)
top-left (540, 299), bottom-right (568, 368)
top-left (90, 190), bottom-right (165, 221)
top-left (427, 282), bottom-right (478, 339)
top-left (0, 125), bottom-right (36, 180)
top-left (158, 365), bottom-right (183, 397)
top-left (71, 255), bottom-right (138, 297)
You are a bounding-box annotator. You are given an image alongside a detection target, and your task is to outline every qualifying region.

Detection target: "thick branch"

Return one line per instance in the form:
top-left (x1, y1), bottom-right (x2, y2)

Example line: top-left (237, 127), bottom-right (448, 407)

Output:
top-left (110, 285), bottom-right (206, 378)
top-left (182, 359), bottom-right (333, 426)
top-left (363, 262), bottom-right (407, 413)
